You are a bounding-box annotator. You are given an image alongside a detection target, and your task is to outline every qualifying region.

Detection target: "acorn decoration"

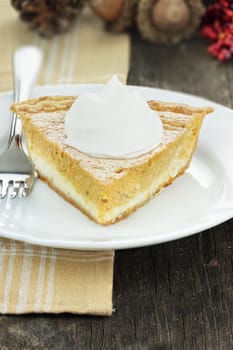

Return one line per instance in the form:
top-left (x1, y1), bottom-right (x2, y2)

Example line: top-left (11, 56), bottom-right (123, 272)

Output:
top-left (90, 0), bottom-right (138, 32)
top-left (137, 0), bottom-right (205, 44)
top-left (90, 0), bottom-right (205, 43)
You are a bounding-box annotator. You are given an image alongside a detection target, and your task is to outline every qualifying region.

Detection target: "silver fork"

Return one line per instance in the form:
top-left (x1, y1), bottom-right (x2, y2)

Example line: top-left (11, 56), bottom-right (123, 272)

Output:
top-left (0, 46), bottom-right (42, 199)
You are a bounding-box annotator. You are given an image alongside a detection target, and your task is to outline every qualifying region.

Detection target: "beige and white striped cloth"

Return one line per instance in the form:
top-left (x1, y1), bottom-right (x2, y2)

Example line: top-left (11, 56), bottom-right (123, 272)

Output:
top-left (0, 2), bottom-right (129, 315)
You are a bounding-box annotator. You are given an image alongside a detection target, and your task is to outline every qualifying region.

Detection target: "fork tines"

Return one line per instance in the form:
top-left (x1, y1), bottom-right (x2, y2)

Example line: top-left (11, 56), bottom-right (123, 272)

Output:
top-left (0, 174), bottom-right (34, 199)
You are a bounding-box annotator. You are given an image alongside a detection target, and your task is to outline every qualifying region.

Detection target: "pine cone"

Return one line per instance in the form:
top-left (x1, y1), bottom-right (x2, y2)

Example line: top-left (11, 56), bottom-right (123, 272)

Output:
top-left (11, 0), bottom-right (86, 38)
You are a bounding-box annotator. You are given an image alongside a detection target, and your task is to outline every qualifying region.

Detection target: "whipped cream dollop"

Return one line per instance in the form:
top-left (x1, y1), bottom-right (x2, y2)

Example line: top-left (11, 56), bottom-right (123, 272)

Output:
top-left (64, 75), bottom-right (163, 158)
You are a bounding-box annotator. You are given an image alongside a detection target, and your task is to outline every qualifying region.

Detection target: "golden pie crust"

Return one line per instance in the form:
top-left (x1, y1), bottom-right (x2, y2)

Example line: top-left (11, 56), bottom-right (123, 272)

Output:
top-left (12, 96), bottom-right (213, 225)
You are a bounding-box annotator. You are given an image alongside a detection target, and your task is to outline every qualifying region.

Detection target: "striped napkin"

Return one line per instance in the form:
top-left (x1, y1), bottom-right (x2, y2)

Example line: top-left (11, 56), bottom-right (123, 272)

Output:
top-left (0, 2), bottom-right (129, 315)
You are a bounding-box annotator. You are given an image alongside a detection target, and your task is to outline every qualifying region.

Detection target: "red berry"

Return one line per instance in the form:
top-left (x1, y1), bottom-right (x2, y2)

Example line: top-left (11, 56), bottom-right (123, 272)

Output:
top-left (200, 0), bottom-right (233, 61)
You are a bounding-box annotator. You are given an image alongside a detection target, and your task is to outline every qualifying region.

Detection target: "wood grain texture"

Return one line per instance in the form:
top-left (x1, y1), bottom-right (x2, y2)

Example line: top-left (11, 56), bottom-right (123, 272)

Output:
top-left (1, 32), bottom-right (233, 350)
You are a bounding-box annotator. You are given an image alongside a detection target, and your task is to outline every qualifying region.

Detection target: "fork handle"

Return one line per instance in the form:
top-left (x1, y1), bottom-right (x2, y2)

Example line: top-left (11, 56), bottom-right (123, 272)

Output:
top-left (8, 46), bottom-right (43, 147)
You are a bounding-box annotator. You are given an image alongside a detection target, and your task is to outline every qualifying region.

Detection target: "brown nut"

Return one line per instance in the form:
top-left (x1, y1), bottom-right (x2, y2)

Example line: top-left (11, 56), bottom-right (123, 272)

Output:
top-left (91, 0), bottom-right (124, 22)
top-left (152, 0), bottom-right (190, 33)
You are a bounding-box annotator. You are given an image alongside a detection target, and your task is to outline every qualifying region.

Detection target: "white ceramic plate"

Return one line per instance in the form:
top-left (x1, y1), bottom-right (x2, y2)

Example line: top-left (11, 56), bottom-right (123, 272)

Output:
top-left (0, 84), bottom-right (233, 250)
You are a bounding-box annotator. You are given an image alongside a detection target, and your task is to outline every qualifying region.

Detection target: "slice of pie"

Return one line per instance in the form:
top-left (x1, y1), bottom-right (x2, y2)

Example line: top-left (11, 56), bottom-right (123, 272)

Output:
top-left (12, 96), bottom-right (213, 225)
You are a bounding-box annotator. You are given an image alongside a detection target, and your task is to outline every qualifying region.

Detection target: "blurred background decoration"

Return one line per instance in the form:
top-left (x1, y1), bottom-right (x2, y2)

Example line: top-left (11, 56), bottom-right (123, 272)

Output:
top-left (11, 0), bottom-right (232, 61)
top-left (200, 0), bottom-right (233, 61)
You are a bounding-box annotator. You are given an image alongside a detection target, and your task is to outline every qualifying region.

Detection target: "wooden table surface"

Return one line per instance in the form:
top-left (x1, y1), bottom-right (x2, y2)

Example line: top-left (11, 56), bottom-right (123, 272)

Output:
top-left (1, 31), bottom-right (233, 350)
